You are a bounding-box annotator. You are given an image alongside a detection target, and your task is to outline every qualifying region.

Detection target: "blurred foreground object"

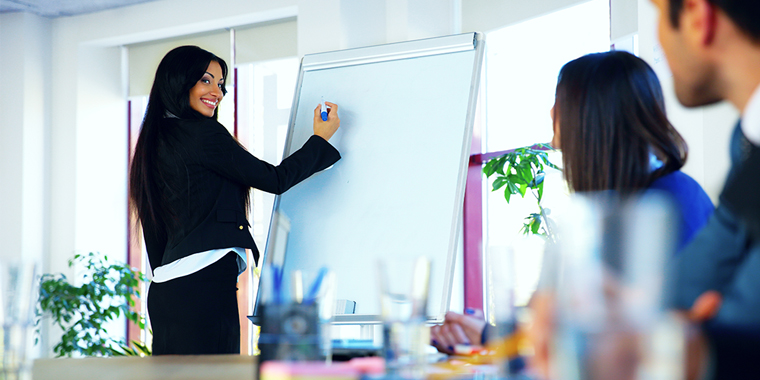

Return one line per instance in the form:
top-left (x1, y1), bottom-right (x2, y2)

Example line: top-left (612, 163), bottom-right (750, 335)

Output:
top-left (547, 192), bottom-right (686, 380)
top-left (1, 259), bottom-right (38, 380)
top-left (378, 256), bottom-right (431, 379)
top-left (258, 266), bottom-right (336, 364)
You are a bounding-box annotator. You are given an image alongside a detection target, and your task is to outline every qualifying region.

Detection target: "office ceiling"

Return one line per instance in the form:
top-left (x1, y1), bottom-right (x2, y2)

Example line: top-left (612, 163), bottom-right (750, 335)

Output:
top-left (0, 0), bottom-right (160, 18)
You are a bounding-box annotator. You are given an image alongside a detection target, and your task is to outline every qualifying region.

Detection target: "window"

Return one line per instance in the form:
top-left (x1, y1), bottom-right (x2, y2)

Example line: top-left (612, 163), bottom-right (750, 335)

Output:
top-left (235, 58), bottom-right (299, 248)
top-left (235, 57), bottom-right (299, 352)
top-left (475, 0), bottom-right (610, 307)
top-left (127, 95), bottom-right (152, 347)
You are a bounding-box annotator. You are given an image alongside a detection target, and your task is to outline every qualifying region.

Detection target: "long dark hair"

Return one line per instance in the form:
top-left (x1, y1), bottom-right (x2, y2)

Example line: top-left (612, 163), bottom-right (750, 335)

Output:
top-left (129, 46), bottom-right (228, 233)
top-left (554, 51), bottom-right (687, 194)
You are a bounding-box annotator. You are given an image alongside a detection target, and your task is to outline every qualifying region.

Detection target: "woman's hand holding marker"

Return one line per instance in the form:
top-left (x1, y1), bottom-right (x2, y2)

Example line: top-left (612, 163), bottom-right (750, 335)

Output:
top-left (314, 101), bottom-right (340, 141)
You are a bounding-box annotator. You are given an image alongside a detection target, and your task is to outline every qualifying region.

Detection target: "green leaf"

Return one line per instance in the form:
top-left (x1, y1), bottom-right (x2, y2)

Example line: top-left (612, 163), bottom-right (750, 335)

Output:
top-left (538, 180), bottom-right (545, 202)
top-left (531, 218), bottom-right (541, 234)
top-left (129, 340), bottom-right (152, 356)
top-left (483, 159), bottom-right (497, 177)
top-left (518, 165), bottom-right (533, 184)
top-left (507, 173), bottom-right (525, 186)
top-left (495, 156), bottom-right (507, 175)
top-left (492, 176), bottom-right (508, 191)
top-left (36, 251), bottom-right (149, 358)
top-left (507, 181), bottom-right (520, 195)
top-left (481, 143), bottom-right (559, 241)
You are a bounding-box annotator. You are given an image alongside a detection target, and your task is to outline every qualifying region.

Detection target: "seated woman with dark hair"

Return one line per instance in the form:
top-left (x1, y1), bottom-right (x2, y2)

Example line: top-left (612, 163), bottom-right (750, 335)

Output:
top-left (430, 51), bottom-right (714, 359)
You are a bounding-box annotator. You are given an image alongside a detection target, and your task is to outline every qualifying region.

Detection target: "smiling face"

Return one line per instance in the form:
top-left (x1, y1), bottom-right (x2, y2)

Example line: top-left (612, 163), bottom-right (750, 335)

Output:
top-left (189, 60), bottom-right (224, 117)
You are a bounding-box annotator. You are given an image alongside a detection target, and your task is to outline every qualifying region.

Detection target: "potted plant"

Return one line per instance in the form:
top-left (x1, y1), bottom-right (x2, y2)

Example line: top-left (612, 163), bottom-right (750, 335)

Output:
top-left (482, 143), bottom-right (560, 240)
top-left (36, 252), bottom-right (150, 357)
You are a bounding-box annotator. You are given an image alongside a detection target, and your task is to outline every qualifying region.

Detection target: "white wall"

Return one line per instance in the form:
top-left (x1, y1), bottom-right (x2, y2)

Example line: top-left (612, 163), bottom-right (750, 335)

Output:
top-left (0, 12), bottom-right (50, 265)
top-left (339, 0), bottom-right (460, 48)
top-left (0, 15), bottom-right (25, 262)
top-left (73, 46), bottom-right (128, 262)
top-left (611, 0), bottom-right (638, 41)
top-left (0, 11), bottom-right (51, 357)
top-left (462, 0), bottom-right (589, 32)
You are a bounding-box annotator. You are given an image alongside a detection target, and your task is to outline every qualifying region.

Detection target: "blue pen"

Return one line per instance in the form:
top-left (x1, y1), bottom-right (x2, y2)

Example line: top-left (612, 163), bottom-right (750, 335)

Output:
top-left (272, 265), bottom-right (283, 304)
top-left (303, 267), bottom-right (328, 305)
top-left (320, 97), bottom-right (328, 121)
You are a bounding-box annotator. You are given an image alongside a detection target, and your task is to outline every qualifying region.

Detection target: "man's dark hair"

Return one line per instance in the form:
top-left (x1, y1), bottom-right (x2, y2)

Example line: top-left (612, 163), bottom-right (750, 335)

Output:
top-left (668, 0), bottom-right (760, 41)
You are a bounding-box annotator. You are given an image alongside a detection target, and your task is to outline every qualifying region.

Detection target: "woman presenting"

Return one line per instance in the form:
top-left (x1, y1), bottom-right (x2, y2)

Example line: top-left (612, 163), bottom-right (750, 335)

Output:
top-left (129, 45), bottom-right (341, 355)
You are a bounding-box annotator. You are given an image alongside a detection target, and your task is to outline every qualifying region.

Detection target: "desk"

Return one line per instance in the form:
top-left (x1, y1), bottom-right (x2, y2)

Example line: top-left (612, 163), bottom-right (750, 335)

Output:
top-left (32, 354), bottom-right (257, 380)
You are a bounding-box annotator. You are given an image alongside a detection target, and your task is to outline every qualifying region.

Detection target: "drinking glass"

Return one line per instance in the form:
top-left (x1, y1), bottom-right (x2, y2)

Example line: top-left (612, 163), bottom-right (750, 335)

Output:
top-left (378, 256), bottom-right (430, 379)
top-left (549, 193), bottom-right (685, 380)
top-left (0, 260), bottom-right (38, 380)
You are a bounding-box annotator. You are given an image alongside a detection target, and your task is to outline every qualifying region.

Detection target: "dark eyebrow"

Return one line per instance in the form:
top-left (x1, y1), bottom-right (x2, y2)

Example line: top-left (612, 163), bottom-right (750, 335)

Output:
top-left (205, 71), bottom-right (215, 79)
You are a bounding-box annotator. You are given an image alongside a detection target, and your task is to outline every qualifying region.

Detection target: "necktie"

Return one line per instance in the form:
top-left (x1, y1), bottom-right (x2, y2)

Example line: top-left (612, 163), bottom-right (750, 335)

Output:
top-left (723, 119), bottom-right (760, 240)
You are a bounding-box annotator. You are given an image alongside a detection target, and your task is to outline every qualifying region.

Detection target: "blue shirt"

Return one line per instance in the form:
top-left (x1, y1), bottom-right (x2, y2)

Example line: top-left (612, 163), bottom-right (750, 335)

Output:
top-left (647, 170), bottom-right (714, 252)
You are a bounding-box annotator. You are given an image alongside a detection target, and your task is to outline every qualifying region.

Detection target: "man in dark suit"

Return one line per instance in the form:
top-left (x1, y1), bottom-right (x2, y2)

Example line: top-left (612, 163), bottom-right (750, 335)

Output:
top-left (651, 0), bottom-right (760, 377)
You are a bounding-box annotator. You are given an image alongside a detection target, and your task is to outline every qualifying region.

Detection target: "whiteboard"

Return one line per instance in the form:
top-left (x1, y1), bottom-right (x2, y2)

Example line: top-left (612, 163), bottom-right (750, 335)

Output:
top-left (256, 33), bottom-right (484, 324)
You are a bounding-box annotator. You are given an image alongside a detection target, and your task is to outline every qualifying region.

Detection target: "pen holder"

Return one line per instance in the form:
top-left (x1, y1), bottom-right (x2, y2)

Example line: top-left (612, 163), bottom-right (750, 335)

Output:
top-left (259, 302), bottom-right (321, 363)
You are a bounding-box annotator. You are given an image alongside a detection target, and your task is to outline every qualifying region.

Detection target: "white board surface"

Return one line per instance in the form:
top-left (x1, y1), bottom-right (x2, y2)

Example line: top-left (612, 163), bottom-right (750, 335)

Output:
top-left (258, 33), bottom-right (484, 323)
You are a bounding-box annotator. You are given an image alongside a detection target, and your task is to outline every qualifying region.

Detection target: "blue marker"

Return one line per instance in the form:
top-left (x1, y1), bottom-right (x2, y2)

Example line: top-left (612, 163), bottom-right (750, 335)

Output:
top-left (272, 265), bottom-right (283, 304)
top-left (321, 97), bottom-right (328, 121)
top-left (303, 267), bottom-right (328, 305)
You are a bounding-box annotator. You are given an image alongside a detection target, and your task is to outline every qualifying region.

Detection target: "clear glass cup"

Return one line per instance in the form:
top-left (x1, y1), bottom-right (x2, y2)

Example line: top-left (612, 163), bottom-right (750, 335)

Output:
top-left (377, 256), bottom-right (431, 380)
top-left (0, 260), bottom-right (38, 380)
top-left (549, 193), bottom-right (685, 380)
top-left (485, 245), bottom-right (517, 338)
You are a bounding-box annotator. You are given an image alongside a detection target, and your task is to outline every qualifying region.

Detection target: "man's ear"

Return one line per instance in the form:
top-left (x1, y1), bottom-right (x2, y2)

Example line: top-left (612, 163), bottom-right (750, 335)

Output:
top-left (683, 0), bottom-right (718, 46)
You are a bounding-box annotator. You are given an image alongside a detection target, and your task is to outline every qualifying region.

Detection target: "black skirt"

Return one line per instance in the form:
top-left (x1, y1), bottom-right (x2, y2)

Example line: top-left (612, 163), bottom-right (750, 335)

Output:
top-left (147, 252), bottom-right (240, 355)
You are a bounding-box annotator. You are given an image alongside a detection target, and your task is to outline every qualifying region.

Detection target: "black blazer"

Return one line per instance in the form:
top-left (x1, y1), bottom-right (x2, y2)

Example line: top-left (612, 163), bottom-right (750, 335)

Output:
top-left (142, 117), bottom-right (340, 272)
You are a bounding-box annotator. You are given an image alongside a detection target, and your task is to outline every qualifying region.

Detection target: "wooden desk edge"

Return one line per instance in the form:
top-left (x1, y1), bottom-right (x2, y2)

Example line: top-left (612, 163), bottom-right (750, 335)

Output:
top-left (32, 354), bottom-right (258, 380)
